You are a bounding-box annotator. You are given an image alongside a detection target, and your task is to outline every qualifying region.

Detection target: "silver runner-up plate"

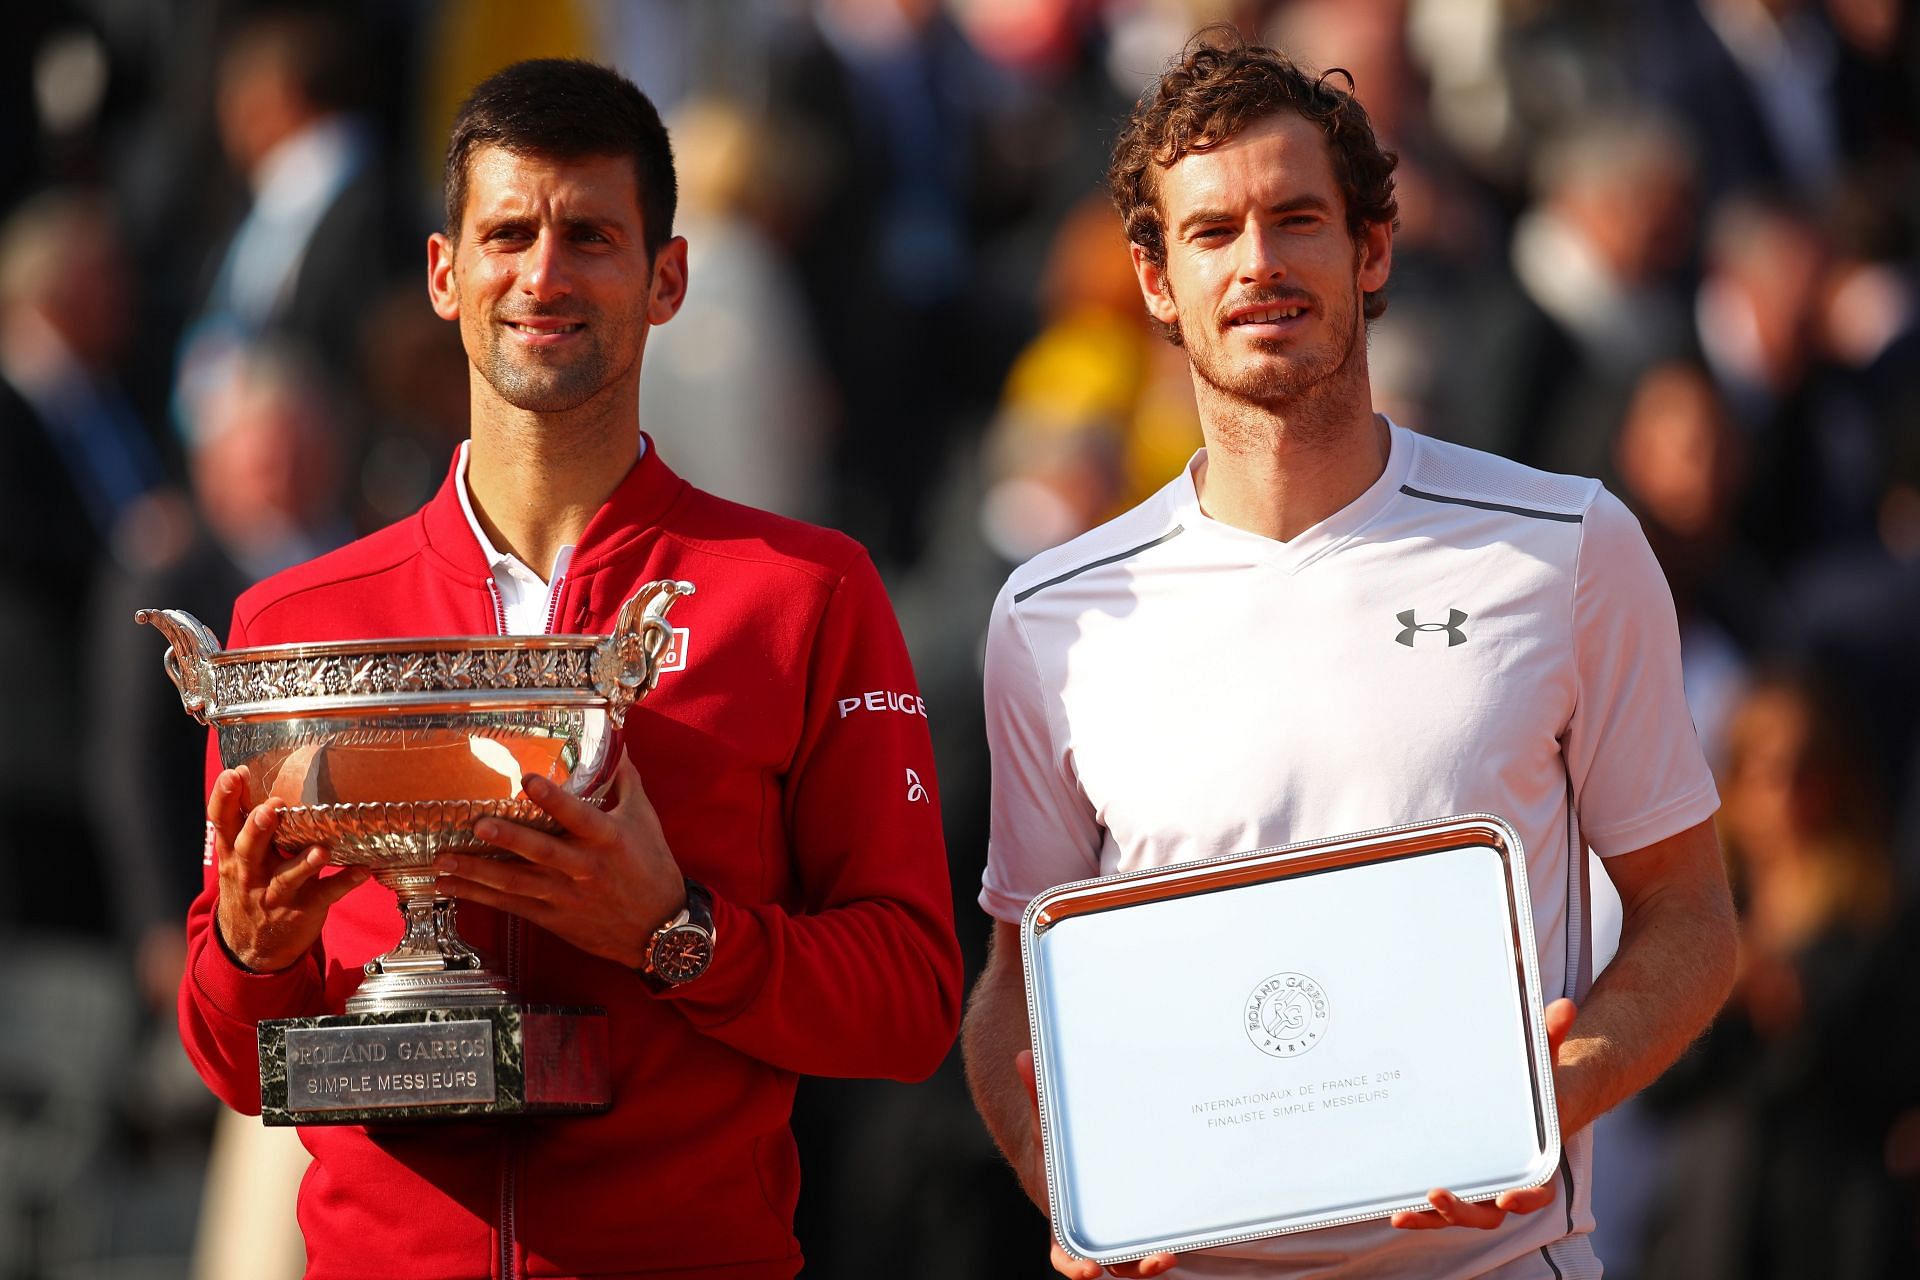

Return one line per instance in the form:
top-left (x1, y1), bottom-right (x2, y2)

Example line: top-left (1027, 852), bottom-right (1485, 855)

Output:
top-left (1021, 813), bottom-right (1560, 1266)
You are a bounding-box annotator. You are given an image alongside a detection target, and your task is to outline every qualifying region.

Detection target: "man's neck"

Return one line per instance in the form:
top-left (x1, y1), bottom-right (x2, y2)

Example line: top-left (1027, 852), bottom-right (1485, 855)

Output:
top-left (1192, 382), bottom-right (1390, 543)
top-left (464, 384), bottom-right (641, 580)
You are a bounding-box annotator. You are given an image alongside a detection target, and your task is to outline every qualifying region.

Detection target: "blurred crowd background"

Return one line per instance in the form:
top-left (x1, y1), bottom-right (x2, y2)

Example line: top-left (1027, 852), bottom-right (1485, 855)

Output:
top-left (0, 0), bottom-right (1916, 1276)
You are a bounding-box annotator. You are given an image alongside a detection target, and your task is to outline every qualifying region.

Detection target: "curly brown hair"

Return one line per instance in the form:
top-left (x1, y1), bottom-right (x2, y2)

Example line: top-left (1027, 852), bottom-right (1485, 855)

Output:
top-left (1108, 26), bottom-right (1400, 329)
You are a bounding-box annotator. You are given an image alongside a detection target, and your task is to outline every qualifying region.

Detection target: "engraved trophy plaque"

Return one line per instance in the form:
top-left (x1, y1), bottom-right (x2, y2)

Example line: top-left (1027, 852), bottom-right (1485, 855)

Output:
top-left (1022, 814), bottom-right (1561, 1265)
top-left (139, 579), bottom-right (693, 1125)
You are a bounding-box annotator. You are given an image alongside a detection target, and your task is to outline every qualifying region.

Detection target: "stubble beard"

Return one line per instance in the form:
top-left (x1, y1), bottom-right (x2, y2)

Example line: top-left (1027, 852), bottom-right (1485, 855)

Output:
top-left (474, 308), bottom-right (620, 415)
top-left (1178, 279), bottom-right (1367, 451)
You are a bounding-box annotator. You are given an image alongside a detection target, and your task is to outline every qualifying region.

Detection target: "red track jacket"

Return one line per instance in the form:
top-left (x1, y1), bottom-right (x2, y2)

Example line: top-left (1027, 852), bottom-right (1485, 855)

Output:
top-left (177, 441), bottom-right (964, 1279)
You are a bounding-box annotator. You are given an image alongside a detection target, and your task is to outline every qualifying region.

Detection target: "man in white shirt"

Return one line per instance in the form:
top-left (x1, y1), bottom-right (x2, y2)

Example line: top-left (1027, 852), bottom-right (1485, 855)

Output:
top-left (961, 28), bottom-right (1738, 1280)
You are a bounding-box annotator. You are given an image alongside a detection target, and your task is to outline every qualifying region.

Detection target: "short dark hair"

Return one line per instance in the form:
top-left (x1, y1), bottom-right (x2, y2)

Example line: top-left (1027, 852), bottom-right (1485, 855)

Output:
top-left (1108, 26), bottom-right (1399, 324)
top-left (444, 59), bottom-right (677, 259)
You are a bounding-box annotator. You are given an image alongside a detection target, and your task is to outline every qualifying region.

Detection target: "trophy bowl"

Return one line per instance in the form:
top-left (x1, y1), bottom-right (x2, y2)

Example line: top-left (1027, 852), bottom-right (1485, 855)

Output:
top-left (138, 580), bottom-right (693, 1014)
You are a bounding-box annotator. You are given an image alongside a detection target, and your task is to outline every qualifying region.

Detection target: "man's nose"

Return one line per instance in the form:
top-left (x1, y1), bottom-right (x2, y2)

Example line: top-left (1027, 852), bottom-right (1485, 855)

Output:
top-left (1238, 224), bottom-right (1288, 284)
top-left (522, 229), bottom-right (571, 300)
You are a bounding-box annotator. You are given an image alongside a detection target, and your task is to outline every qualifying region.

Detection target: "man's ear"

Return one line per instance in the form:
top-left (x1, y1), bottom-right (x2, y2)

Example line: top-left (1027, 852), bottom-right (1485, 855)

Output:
top-left (646, 236), bottom-right (690, 326)
top-left (427, 232), bottom-right (460, 321)
top-left (1131, 242), bottom-right (1180, 331)
top-left (1356, 218), bottom-right (1392, 296)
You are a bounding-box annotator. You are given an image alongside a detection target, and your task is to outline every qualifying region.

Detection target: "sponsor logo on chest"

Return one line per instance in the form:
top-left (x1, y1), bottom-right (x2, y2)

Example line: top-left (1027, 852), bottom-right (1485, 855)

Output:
top-left (838, 689), bottom-right (929, 720)
top-left (656, 626), bottom-right (690, 673)
top-left (1394, 608), bottom-right (1469, 647)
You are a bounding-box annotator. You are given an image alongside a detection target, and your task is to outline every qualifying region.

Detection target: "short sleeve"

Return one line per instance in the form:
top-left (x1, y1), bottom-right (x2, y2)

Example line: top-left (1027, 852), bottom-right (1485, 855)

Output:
top-left (1564, 488), bottom-right (1721, 856)
top-left (979, 583), bottom-right (1103, 922)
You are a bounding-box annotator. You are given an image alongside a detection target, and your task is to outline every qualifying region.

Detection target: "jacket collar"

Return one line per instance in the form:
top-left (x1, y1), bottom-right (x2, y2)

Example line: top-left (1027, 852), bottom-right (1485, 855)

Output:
top-left (420, 433), bottom-right (689, 582)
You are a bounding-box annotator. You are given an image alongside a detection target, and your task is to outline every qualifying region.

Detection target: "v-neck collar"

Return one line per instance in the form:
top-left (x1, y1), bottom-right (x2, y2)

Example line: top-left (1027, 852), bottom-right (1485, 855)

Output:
top-left (420, 432), bottom-right (687, 583)
top-left (1170, 418), bottom-right (1416, 574)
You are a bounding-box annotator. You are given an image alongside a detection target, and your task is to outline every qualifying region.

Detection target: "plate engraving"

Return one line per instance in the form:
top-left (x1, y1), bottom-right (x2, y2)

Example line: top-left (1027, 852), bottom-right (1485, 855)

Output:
top-left (1244, 972), bottom-right (1330, 1058)
top-left (286, 1020), bottom-right (495, 1111)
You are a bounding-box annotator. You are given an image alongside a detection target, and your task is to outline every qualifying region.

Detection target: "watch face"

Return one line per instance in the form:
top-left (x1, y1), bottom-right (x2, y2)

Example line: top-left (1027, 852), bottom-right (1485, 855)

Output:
top-left (653, 925), bottom-right (713, 983)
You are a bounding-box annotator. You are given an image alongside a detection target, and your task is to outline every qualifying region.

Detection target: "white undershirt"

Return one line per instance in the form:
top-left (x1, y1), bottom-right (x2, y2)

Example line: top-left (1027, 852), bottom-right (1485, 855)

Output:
top-left (454, 440), bottom-right (586, 635)
top-left (453, 438), bottom-right (649, 634)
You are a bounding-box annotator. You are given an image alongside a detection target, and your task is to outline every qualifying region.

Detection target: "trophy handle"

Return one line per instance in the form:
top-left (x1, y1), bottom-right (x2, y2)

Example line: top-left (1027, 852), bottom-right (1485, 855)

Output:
top-left (593, 579), bottom-right (695, 727)
top-left (135, 608), bottom-right (223, 725)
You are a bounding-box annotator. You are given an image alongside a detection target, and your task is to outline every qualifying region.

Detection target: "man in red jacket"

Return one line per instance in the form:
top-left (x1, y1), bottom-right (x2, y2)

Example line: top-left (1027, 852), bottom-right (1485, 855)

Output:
top-left (180, 59), bottom-right (964, 1280)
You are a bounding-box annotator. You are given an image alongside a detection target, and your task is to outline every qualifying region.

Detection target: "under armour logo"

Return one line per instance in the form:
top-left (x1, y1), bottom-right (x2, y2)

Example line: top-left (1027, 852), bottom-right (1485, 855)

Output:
top-left (905, 769), bottom-right (929, 803)
top-left (1396, 609), bottom-right (1468, 647)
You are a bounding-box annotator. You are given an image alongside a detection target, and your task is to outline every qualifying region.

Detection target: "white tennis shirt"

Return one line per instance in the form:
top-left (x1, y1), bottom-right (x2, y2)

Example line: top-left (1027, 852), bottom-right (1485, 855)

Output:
top-left (981, 421), bottom-right (1719, 1280)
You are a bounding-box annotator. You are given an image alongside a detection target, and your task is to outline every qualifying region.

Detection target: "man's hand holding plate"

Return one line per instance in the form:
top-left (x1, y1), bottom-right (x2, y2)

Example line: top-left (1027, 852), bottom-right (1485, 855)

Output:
top-left (1389, 997), bottom-right (1579, 1232)
top-left (1016, 1048), bottom-right (1179, 1279)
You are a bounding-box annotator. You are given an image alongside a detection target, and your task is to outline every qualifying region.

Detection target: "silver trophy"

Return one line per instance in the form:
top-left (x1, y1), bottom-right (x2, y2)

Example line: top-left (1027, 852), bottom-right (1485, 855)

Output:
top-left (139, 579), bottom-right (693, 1122)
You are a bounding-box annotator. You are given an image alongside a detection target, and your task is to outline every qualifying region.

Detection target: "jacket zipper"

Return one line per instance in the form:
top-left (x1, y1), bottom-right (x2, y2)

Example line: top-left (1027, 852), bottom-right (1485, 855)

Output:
top-left (494, 568), bottom-right (567, 1279)
top-left (486, 579), bottom-right (509, 637)
top-left (497, 904), bottom-right (524, 1278)
top-left (541, 570), bottom-right (569, 635)
top-left (488, 574), bottom-right (519, 1280)
top-left (498, 1147), bottom-right (518, 1280)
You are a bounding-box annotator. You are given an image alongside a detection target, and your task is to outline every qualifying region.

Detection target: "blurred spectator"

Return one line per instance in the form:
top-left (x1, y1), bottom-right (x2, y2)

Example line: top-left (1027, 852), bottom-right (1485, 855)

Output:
top-left (1269, 0), bottom-right (1498, 425)
top-left (1612, 360), bottom-right (1770, 760)
top-left (0, 188), bottom-right (165, 543)
top-left (174, 6), bottom-right (397, 440)
top-left (1432, 110), bottom-right (1697, 477)
top-left (1640, 0), bottom-right (1856, 207)
top-left (1701, 191), bottom-right (1909, 573)
top-left (0, 187), bottom-right (166, 937)
top-left (989, 192), bottom-right (1198, 511)
top-left (352, 281), bottom-right (473, 529)
top-left (1638, 671), bottom-right (1920, 1280)
top-left (0, 183), bottom-right (195, 1280)
top-left (1823, 167), bottom-right (1920, 562)
top-left (640, 97), bottom-right (829, 521)
top-left (1698, 193), bottom-right (1831, 429)
top-left (74, 339), bottom-right (351, 1280)
top-left (1587, 365), bottom-right (1766, 1265)
top-left (90, 341), bottom-right (348, 1005)
top-left (770, 0), bottom-right (1041, 570)
top-left (1633, 0), bottom-right (1914, 292)
top-left (1819, 0), bottom-right (1920, 158)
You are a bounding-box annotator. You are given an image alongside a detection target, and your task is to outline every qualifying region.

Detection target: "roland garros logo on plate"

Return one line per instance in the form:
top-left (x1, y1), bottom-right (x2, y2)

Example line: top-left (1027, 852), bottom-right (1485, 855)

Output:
top-left (1244, 972), bottom-right (1330, 1058)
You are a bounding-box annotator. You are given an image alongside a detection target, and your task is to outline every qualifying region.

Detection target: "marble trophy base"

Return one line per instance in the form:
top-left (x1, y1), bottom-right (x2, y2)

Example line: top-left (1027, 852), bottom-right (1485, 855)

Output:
top-left (258, 1005), bottom-right (609, 1126)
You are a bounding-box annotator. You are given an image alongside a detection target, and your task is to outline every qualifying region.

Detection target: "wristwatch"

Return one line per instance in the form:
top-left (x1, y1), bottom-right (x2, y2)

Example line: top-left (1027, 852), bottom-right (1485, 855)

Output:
top-left (639, 879), bottom-right (716, 989)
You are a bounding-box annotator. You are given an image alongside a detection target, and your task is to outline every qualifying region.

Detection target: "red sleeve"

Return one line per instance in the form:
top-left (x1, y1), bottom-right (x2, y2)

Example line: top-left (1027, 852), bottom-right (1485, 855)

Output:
top-left (176, 607), bottom-right (329, 1115)
top-left (652, 551), bottom-right (963, 1081)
